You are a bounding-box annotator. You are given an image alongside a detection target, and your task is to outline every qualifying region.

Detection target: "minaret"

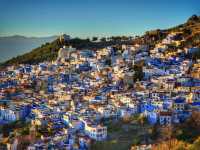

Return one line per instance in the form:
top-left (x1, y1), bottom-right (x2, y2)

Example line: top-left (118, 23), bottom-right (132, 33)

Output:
top-left (59, 33), bottom-right (70, 43)
top-left (70, 100), bottom-right (75, 111)
top-left (59, 33), bottom-right (64, 43)
top-left (132, 59), bottom-right (135, 66)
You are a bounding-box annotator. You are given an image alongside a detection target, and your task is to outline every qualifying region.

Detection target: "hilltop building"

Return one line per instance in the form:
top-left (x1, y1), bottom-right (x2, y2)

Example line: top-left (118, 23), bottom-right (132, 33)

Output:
top-left (59, 34), bottom-right (70, 43)
top-left (57, 45), bottom-right (76, 63)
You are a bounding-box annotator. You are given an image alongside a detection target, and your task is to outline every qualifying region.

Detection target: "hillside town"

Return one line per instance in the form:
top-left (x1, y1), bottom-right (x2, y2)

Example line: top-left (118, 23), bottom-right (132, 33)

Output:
top-left (0, 31), bottom-right (200, 150)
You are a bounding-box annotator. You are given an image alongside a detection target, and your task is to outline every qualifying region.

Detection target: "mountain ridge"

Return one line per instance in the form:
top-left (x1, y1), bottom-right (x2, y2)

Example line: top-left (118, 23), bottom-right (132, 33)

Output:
top-left (0, 35), bottom-right (58, 39)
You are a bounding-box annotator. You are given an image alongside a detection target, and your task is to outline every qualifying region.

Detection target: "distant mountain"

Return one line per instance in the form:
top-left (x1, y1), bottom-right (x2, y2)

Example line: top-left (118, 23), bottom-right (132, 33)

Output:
top-left (0, 35), bottom-right (58, 62)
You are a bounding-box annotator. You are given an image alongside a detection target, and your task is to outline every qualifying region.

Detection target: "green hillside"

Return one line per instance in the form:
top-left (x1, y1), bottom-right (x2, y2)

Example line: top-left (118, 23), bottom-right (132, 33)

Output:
top-left (0, 37), bottom-right (133, 67)
top-left (1, 15), bottom-right (200, 67)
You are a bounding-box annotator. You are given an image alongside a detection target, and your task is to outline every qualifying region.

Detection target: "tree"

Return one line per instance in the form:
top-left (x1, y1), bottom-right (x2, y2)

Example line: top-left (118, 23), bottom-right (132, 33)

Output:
top-left (160, 126), bottom-right (173, 141)
top-left (186, 111), bottom-right (200, 129)
top-left (133, 65), bottom-right (143, 81)
top-left (100, 37), bottom-right (106, 42)
top-left (92, 37), bottom-right (98, 41)
top-left (189, 136), bottom-right (200, 150)
top-left (86, 38), bottom-right (90, 42)
top-left (18, 141), bottom-right (30, 150)
top-left (20, 126), bottom-right (30, 135)
top-left (150, 124), bottom-right (160, 140)
top-left (187, 14), bottom-right (200, 23)
top-left (175, 111), bottom-right (200, 142)
top-left (40, 80), bottom-right (47, 92)
top-left (151, 139), bottom-right (188, 150)
top-left (138, 115), bottom-right (146, 126)
top-left (105, 57), bottom-right (111, 66)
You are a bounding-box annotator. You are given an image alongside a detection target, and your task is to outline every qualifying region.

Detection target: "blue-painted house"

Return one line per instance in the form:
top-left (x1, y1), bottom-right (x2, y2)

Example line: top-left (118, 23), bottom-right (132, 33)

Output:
top-left (78, 62), bottom-right (92, 72)
top-left (39, 63), bottom-right (48, 71)
top-left (163, 99), bottom-right (173, 110)
top-left (147, 112), bottom-right (157, 124)
top-left (190, 102), bottom-right (200, 110)
top-left (138, 102), bottom-right (158, 124)
top-left (174, 97), bottom-right (186, 112)
top-left (24, 65), bottom-right (32, 73)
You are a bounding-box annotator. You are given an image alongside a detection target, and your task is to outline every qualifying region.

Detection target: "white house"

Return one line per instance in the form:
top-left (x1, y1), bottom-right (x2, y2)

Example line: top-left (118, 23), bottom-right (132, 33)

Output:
top-left (83, 120), bottom-right (107, 141)
top-left (0, 109), bottom-right (17, 122)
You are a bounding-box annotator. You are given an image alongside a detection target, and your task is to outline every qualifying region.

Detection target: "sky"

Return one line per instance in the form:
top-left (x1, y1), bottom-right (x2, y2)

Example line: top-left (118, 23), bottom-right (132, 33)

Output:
top-left (0, 0), bottom-right (199, 38)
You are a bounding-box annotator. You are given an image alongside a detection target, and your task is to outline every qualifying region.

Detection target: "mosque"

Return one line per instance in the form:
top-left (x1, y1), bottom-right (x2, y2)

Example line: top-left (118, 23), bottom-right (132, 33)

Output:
top-left (57, 45), bottom-right (76, 63)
